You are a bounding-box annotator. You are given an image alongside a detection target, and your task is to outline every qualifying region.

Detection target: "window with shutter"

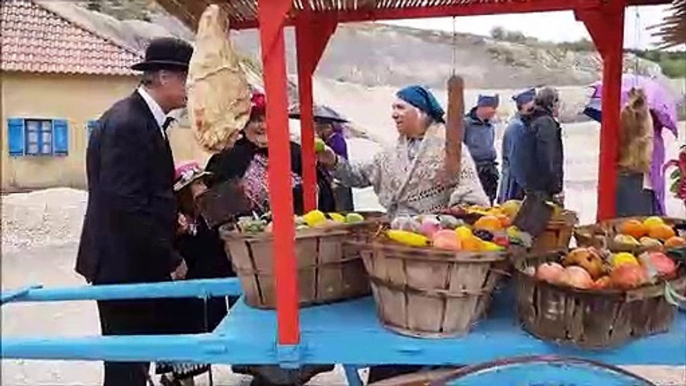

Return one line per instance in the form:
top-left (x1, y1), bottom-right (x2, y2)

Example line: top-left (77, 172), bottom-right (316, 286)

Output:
top-left (52, 119), bottom-right (69, 156)
top-left (7, 118), bottom-right (25, 156)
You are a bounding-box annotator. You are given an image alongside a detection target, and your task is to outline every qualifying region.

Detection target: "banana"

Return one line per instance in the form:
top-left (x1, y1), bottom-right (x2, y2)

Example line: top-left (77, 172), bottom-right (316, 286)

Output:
top-left (386, 230), bottom-right (431, 247)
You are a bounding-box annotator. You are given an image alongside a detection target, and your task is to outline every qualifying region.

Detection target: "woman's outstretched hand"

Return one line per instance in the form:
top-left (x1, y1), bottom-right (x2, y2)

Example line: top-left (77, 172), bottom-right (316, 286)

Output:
top-left (317, 148), bottom-right (338, 168)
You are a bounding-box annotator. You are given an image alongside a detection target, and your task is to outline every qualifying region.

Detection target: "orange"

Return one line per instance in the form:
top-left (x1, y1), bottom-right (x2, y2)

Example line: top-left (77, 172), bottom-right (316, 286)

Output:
top-left (664, 236), bottom-right (686, 248)
top-left (462, 236), bottom-right (484, 251)
top-left (619, 219), bottom-right (647, 239)
top-left (496, 214), bottom-right (512, 228)
top-left (647, 224), bottom-right (676, 241)
top-left (474, 215), bottom-right (502, 232)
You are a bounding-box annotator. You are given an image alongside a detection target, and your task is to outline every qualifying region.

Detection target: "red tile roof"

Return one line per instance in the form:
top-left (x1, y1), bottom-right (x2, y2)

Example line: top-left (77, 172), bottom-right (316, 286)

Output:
top-left (1, 0), bottom-right (143, 76)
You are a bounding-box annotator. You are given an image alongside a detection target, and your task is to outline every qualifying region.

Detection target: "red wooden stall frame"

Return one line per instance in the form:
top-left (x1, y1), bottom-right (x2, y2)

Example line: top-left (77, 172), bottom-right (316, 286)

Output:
top-left (249, 0), bottom-right (669, 348)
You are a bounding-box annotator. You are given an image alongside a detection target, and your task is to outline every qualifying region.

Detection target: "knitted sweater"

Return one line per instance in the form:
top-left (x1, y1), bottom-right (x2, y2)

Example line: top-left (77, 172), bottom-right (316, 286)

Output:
top-left (333, 123), bottom-right (490, 218)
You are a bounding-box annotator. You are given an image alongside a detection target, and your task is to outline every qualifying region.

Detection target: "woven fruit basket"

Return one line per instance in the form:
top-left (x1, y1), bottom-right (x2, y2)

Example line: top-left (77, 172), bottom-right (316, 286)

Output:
top-left (448, 203), bottom-right (578, 254)
top-left (514, 249), bottom-right (686, 349)
top-left (574, 216), bottom-right (686, 253)
top-left (220, 211), bottom-right (386, 309)
top-left (350, 218), bottom-right (510, 337)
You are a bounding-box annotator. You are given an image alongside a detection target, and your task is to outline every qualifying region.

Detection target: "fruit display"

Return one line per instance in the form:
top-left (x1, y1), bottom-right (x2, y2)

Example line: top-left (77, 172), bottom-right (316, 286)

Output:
top-left (235, 210), bottom-right (366, 233)
top-left (525, 246), bottom-right (681, 291)
top-left (383, 213), bottom-right (532, 252)
top-left (612, 217), bottom-right (685, 252)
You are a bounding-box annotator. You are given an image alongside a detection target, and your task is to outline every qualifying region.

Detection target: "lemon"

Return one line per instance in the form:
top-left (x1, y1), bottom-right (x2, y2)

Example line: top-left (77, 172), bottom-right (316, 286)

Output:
top-left (302, 210), bottom-right (327, 227)
top-left (612, 252), bottom-right (639, 267)
top-left (455, 226), bottom-right (473, 240)
top-left (643, 216), bottom-right (664, 228)
top-left (328, 213), bottom-right (345, 223)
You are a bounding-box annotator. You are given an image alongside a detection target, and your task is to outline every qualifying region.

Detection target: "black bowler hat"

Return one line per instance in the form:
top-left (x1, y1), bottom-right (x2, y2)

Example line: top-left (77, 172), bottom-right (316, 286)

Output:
top-left (131, 37), bottom-right (193, 72)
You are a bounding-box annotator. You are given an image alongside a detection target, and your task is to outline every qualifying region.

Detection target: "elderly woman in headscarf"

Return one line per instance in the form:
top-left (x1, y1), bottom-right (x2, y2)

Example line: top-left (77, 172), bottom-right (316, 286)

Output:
top-left (318, 85), bottom-right (489, 219)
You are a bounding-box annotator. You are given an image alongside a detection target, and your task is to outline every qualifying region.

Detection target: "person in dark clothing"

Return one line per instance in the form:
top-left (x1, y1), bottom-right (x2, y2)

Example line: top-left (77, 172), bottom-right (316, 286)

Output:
top-left (463, 94), bottom-right (500, 205)
top-left (498, 88), bottom-right (536, 204)
top-left (156, 161), bottom-right (238, 386)
top-left (513, 87), bottom-right (565, 206)
top-left (75, 37), bottom-right (193, 386)
top-left (205, 91), bottom-right (336, 215)
top-left (315, 118), bottom-right (355, 212)
top-left (205, 91), bottom-right (335, 386)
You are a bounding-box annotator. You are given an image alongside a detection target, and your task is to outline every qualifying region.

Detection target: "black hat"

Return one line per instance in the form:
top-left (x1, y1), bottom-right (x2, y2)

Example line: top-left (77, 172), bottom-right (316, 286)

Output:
top-left (131, 37), bottom-right (193, 72)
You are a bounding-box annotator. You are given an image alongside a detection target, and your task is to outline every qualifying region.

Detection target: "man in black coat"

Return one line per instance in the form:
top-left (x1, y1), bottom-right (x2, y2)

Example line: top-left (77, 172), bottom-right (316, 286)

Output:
top-left (75, 37), bottom-right (193, 386)
top-left (514, 87), bottom-right (565, 205)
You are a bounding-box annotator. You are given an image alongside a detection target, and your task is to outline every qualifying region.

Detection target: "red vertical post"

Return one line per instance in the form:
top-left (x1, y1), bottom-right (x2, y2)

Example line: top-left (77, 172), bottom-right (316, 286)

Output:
top-left (576, 3), bottom-right (625, 221)
top-left (295, 15), bottom-right (337, 213)
top-left (257, 0), bottom-right (300, 345)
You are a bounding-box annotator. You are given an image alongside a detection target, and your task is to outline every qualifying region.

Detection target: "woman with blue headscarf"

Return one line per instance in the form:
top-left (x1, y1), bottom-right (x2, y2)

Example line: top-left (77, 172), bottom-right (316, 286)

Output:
top-left (318, 85), bottom-right (489, 218)
top-left (497, 88), bottom-right (536, 203)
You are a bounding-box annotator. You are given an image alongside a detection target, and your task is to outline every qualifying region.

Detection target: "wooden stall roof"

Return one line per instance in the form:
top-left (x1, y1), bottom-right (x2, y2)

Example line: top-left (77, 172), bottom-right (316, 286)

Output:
top-left (156, 0), bottom-right (672, 31)
top-left (652, 0), bottom-right (686, 47)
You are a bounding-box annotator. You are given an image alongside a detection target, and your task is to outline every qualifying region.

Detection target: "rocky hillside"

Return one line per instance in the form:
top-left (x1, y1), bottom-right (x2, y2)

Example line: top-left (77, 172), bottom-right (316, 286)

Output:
top-left (72, 0), bottom-right (665, 90)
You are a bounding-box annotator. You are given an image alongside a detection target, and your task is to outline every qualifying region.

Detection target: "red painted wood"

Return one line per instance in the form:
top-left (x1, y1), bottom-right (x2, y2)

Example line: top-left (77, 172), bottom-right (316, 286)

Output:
top-left (257, 0), bottom-right (300, 346)
top-left (295, 15), bottom-right (338, 212)
top-left (576, 3), bottom-right (625, 221)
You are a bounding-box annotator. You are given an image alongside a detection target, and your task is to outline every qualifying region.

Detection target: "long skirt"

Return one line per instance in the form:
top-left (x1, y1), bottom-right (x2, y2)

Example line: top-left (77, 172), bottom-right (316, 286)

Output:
top-left (615, 172), bottom-right (658, 217)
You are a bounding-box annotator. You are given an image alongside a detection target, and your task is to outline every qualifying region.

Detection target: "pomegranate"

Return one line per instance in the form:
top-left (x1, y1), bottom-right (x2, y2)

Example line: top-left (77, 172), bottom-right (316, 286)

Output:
top-left (536, 262), bottom-right (565, 284)
top-left (432, 230), bottom-right (461, 251)
top-left (610, 264), bottom-right (649, 290)
top-left (642, 252), bottom-right (678, 280)
top-left (562, 266), bottom-right (594, 289)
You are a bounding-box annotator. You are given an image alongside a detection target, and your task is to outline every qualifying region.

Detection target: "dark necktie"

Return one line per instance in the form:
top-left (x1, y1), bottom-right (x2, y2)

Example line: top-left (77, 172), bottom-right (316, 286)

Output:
top-left (162, 117), bottom-right (175, 131)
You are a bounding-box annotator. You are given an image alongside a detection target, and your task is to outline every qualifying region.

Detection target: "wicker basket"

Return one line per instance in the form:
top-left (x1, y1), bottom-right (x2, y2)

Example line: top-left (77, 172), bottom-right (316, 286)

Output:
top-left (354, 240), bottom-right (509, 338)
top-left (529, 210), bottom-right (579, 254)
top-left (514, 250), bottom-right (686, 349)
top-left (574, 216), bottom-right (685, 253)
top-left (220, 215), bottom-right (386, 309)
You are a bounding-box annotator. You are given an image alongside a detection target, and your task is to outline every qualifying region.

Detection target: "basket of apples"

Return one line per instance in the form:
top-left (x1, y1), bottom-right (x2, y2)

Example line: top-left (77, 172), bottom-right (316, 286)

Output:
top-left (350, 213), bottom-right (529, 338)
top-left (514, 246), bottom-right (686, 349)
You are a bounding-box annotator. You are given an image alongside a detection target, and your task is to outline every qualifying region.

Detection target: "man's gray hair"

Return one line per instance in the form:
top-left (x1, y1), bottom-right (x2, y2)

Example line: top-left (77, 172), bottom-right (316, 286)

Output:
top-left (141, 70), bottom-right (162, 87)
top-left (534, 87), bottom-right (560, 110)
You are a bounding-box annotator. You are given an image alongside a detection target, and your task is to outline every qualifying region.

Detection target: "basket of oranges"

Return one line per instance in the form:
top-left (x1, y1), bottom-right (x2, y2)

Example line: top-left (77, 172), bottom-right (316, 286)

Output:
top-left (573, 216), bottom-right (686, 254)
top-left (450, 200), bottom-right (578, 254)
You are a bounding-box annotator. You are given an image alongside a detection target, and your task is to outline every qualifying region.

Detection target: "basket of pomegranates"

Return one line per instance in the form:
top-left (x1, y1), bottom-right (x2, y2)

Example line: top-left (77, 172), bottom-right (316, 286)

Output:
top-left (573, 216), bottom-right (686, 253)
top-left (448, 200), bottom-right (578, 254)
top-left (514, 246), bottom-right (686, 349)
top-left (349, 213), bottom-right (523, 338)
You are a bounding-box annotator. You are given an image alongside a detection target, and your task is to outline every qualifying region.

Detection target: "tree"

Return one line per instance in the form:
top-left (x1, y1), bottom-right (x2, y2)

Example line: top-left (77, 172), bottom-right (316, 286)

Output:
top-left (490, 26), bottom-right (505, 40)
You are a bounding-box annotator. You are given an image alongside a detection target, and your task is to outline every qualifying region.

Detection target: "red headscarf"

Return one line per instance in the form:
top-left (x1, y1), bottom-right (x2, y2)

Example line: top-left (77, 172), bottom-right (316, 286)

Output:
top-left (250, 91), bottom-right (266, 118)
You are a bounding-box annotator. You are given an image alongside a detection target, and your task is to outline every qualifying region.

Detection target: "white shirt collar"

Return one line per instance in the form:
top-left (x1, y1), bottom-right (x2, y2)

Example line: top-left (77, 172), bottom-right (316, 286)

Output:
top-left (137, 86), bottom-right (168, 136)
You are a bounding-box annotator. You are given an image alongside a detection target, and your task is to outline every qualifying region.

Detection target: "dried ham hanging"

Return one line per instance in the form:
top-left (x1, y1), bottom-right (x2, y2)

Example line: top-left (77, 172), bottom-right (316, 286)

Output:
top-left (187, 4), bottom-right (251, 153)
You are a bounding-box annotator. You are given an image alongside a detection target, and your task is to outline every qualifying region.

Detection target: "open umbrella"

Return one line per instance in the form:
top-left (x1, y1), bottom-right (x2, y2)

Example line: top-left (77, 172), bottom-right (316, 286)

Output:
top-left (288, 103), bottom-right (349, 123)
top-left (582, 73), bottom-right (679, 133)
top-left (582, 73), bottom-right (681, 216)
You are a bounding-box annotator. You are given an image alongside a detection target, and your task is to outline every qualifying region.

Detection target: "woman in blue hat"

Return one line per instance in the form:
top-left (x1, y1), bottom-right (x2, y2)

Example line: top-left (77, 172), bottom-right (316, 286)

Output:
top-left (497, 88), bottom-right (536, 203)
top-left (318, 84), bottom-right (488, 218)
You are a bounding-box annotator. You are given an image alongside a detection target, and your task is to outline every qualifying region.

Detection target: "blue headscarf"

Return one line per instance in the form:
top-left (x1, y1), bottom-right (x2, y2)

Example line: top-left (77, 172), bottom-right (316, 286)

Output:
top-left (477, 94), bottom-right (499, 108)
top-left (396, 85), bottom-right (445, 123)
top-left (512, 88), bottom-right (536, 106)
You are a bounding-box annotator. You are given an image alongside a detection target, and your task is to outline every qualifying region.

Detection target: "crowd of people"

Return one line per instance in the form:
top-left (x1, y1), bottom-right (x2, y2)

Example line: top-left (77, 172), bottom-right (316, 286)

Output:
top-left (76, 36), bottom-right (672, 386)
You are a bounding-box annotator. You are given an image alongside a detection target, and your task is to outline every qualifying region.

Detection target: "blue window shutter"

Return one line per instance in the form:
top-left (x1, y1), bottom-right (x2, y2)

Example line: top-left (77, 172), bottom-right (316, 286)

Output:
top-left (53, 119), bottom-right (69, 156)
top-left (7, 118), bottom-right (25, 156)
top-left (86, 120), bottom-right (98, 138)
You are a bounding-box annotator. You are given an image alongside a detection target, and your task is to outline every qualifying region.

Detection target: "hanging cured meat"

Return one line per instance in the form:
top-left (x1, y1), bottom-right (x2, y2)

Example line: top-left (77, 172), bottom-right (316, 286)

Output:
top-left (187, 4), bottom-right (252, 153)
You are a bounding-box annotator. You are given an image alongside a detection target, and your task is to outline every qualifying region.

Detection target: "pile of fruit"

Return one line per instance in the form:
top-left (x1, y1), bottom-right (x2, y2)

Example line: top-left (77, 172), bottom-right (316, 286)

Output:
top-left (384, 212), bottom-right (532, 252)
top-left (526, 246), bottom-right (680, 290)
top-left (235, 210), bottom-right (365, 233)
top-left (612, 217), bottom-right (685, 251)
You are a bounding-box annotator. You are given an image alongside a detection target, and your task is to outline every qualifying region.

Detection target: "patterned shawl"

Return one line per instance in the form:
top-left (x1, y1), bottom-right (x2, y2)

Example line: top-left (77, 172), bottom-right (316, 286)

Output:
top-left (333, 122), bottom-right (489, 218)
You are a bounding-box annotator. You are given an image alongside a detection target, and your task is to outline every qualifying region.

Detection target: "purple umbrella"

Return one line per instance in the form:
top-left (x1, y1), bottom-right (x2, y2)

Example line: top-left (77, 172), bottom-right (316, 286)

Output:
top-left (583, 74), bottom-right (679, 133)
top-left (582, 73), bottom-right (681, 215)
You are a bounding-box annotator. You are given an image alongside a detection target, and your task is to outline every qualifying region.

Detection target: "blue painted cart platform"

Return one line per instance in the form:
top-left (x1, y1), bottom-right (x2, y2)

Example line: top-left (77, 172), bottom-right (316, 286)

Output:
top-left (217, 294), bottom-right (686, 367)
